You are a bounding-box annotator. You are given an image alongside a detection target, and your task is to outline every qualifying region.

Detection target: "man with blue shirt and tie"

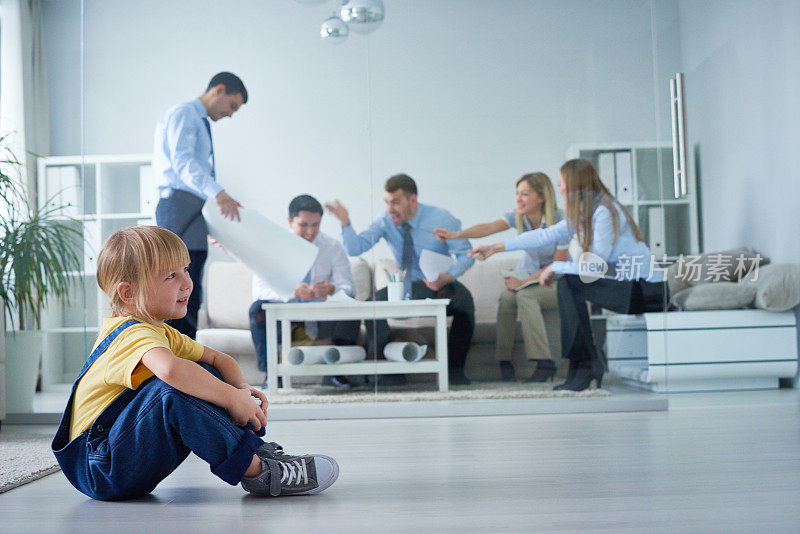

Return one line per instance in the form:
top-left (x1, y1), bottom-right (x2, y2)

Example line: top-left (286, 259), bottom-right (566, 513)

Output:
top-left (153, 72), bottom-right (246, 339)
top-left (325, 174), bottom-right (475, 385)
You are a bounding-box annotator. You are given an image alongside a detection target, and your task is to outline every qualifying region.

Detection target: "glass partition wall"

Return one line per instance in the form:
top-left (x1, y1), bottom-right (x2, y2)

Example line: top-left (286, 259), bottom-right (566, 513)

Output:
top-left (22, 0), bottom-right (688, 414)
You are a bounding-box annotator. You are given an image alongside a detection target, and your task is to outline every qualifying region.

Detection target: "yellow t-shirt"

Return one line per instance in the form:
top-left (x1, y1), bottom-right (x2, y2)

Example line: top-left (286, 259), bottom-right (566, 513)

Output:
top-left (68, 316), bottom-right (204, 441)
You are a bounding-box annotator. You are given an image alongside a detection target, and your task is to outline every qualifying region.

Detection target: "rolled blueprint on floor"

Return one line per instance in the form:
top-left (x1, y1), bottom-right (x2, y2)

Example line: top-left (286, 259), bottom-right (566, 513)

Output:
top-left (287, 346), bottom-right (330, 365)
top-left (383, 342), bottom-right (428, 362)
top-left (202, 204), bottom-right (319, 300)
top-left (323, 345), bottom-right (367, 364)
top-left (287, 345), bottom-right (367, 365)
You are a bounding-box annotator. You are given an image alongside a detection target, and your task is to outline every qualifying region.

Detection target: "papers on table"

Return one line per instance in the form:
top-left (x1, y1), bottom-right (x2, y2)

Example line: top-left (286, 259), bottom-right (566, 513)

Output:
top-left (326, 290), bottom-right (357, 302)
top-left (202, 205), bottom-right (319, 301)
top-left (419, 249), bottom-right (454, 281)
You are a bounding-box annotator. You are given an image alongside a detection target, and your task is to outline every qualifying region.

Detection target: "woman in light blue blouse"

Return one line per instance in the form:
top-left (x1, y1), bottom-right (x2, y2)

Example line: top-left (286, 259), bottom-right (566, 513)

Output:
top-left (435, 173), bottom-right (567, 382)
top-left (470, 159), bottom-right (667, 391)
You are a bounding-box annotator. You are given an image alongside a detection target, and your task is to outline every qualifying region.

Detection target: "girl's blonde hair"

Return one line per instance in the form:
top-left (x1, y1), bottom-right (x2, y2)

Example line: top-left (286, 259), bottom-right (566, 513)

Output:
top-left (515, 172), bottom-right (557, 232)
top-left (560, 159), bottom-right (644, 252)
top-left (96, 226), bottom-right (190, 323)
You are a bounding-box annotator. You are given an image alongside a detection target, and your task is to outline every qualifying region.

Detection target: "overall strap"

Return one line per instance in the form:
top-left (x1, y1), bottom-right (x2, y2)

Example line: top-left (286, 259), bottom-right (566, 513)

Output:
top-left (75, 320), bottom-right (141, 382)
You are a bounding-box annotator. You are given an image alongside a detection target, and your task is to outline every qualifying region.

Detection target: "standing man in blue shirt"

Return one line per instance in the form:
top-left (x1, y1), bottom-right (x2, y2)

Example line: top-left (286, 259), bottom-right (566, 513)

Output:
top-left (154, 72), bottom-right (246, 339)
top-left (325, 174), bottom-right (476, 385)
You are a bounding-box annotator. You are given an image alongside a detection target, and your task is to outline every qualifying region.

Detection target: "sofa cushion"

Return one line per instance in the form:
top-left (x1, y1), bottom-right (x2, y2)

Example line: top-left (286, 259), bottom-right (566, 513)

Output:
top-left (743, 264), bottom-right (800, 312)
top-left (670, 282), bottom-right (756, 311)
top-left (196, 328), bottom-right (255, 355)
top-left (664, 262), bottom-right (691, 298)
top-left (206, 261), bottom-right (253, 330)
top-left (459, 255), bottom-right (524, 324)
top-left (676, 247), bottom-right (769, 287)
top-left (349, 257), bottom-right (372, 301)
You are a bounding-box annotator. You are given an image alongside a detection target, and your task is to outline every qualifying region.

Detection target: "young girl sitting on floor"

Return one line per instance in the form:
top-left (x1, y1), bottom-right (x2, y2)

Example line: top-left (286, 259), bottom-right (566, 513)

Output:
top-left (51, 226), bottom-right (338, 500)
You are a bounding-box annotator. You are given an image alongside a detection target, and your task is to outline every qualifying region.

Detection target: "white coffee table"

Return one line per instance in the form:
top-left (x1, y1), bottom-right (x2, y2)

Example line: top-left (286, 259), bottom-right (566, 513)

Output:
top-left (262, 299), bottom-right (450, 392)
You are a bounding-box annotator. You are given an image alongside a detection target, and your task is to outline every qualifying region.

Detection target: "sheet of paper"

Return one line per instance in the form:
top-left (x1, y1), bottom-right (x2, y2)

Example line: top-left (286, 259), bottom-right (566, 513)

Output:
top-left (383, 342), bottom-right (428, 363)
top-left (419, 249), bottom-right (454, 281)
top-left (515, 279), bottom-right (539, 291)
top-left (202, 205), bottom-right (319, 300)
top-left (327, 290), bottom-right (357, 302)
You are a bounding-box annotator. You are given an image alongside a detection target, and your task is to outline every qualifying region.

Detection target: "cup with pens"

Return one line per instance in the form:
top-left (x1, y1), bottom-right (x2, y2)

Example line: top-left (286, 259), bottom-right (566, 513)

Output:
top-left (386, 268), bottom-right (406, 301)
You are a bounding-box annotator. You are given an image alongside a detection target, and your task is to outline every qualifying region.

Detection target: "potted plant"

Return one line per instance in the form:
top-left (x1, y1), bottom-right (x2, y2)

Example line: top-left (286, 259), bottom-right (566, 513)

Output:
top-left (1, 133), bottom-right (82, 415)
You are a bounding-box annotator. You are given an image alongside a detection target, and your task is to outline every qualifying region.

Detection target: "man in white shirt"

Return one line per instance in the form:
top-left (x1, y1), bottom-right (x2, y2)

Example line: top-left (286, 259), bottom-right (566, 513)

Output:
top-left (249, 195), bottom-right (359, 389)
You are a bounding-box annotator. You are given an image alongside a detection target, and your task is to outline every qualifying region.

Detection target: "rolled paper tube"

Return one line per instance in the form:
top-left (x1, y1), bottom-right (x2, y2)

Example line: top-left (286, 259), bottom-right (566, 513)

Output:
top-left (383, 342), bottom-right (428, 363)
top-left (323, 345), bottom-right (367, 364)
top-left (287, 346), bottom-right (328, 365)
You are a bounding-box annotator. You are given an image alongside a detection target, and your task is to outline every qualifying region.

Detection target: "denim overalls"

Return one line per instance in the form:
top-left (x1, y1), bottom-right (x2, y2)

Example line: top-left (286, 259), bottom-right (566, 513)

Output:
top-left (51, 320), bottom-right (265, 501)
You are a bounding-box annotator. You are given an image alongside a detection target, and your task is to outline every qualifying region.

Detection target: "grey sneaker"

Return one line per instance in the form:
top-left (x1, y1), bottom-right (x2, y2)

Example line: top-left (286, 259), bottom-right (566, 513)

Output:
top-left (241, 454), bottom-right (339, 496)
top-left (255, 442), bottom-right (297, 461)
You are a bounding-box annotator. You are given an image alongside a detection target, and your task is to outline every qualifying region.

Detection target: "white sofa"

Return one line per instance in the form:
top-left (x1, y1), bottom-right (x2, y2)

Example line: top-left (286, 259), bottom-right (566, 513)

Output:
top-left (606, 309), bottom-right (798, 392)
top-left (606, 250), bottom-right (800, 392)
top-left (196, 255), bottom-right (563, 385)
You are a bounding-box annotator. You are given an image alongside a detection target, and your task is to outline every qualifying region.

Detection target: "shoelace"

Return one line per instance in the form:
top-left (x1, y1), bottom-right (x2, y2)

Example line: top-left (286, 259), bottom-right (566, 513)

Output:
top-left (264, 442), bottom-right (288, 458)
top-left (278, 459), bottom-right (309, 487)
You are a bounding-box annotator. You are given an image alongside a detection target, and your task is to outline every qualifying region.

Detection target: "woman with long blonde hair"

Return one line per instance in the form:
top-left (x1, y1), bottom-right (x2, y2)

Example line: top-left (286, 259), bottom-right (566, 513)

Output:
top-left (469, 159), bottom-right (666, 391)
top-left (435, 172), bottom-right (567, 382)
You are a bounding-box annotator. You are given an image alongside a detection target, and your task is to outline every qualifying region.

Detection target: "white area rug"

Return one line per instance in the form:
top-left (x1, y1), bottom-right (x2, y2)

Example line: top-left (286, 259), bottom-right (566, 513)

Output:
top-left (268, 381), bottom-right (610, 404)
top-left (0, 425), bottom-right (60, 494)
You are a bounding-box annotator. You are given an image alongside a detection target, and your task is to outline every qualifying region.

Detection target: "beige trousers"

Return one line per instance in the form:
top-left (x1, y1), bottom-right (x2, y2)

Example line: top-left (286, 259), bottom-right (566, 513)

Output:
top-left (495, 283), bottom-right (559, 362)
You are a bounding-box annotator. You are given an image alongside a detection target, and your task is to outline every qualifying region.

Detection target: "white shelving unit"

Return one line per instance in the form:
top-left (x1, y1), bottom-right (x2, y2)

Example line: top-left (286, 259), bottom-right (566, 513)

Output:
top-left (566, 143), bottom-right (700, 259)
top-left (36, 154), bottom-right (155, 388)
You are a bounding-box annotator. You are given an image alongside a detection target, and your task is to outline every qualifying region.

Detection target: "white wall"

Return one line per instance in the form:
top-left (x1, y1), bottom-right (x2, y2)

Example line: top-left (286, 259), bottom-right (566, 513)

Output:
top-left (678, 0), bottom-right (800, 263)
top-left (43, 0), bottom-right (669, 254)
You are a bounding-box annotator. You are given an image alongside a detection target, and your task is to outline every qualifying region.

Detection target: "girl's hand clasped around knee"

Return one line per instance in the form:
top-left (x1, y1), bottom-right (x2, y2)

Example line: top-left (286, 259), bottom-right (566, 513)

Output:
top-left (227, 386), bottom-right (268, 431)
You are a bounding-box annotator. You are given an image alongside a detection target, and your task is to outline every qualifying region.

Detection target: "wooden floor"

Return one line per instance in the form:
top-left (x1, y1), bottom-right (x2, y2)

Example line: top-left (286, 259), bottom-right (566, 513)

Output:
top-left (2, 389), bottom-right (800, 533)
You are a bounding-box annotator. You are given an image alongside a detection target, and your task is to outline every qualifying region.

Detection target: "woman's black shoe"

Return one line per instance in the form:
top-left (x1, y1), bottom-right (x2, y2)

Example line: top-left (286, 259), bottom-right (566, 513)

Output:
top-left (565, 360), bottom-right (604, 392)
top-left (553, 359), bottom-right (580, 390)
top-left (524, 359), bottom-right (556, 383)
top-left (499, 361), bottom-right (515, 382)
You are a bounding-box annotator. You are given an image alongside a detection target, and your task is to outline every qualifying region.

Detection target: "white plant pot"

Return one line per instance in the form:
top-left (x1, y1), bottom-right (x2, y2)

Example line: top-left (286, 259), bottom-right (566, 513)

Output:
top-left (4, 331), bottom-right (43, 414)
top-left (0, 310), bottom-right (5, 424)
